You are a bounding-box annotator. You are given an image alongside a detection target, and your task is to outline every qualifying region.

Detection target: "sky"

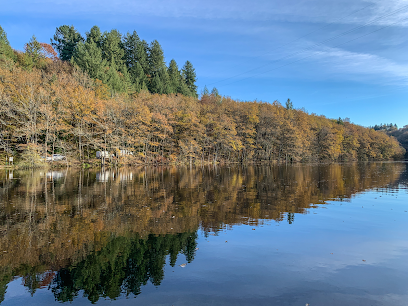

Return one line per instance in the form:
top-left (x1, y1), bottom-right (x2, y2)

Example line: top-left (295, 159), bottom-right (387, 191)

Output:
top-left (1, 0), bottom-right (407, 128)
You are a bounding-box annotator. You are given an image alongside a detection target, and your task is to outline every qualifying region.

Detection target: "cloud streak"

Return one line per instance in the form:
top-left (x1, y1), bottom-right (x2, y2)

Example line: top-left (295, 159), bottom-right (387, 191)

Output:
top-left (3, 0), bottom-right (408, 27)
top-left (306, 46), bottom-right (408, 85)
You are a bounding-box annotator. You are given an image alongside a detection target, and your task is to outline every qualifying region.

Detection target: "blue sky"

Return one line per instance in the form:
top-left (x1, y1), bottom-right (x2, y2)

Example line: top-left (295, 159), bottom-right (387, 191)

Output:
top-left (1, 0), bottom-right (407, 127)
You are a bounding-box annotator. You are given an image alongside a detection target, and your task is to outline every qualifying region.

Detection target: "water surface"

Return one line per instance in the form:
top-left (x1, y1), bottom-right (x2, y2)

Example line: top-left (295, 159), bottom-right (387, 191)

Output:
top-left (0, 162), bottom-right (407, 305)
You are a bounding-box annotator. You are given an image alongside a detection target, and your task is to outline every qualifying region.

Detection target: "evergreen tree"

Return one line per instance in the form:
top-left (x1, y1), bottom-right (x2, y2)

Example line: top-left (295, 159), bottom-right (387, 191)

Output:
top-left (0, 26), bottom-right (15, 62)
top-left (25, 35), bottom-right (43, 63)
top-left (105, 64), bottom-right (124, 95)
top-left (147, 40), bottom-right (168, 93)
top-left (168, 59), bottom-right (181, 94)
top-left (123, 30), bottom-right (140, 69)
top-left (150, 73), bottom-right (163, 94)
top-left (72, 40), bottom-right (107, 81)
top-left (285, 98), bottom-right (293, 110)
top-left (159, 67), bottom-right (171, 94)
top-left (120, 64), bottom-right (136, 94)
top-left (181, 61), bottom-right (197, 97)
top-left (136, 40), bottom-right (150, 76)
top-left (211, 87), bottom-right (219, 96)
top-left (0, 26), bottom-right (9, 46)
top-left (201, 85), bottom-right (209, 97)
top-left (148, 40), bottom-right (165, 76)
top-left (51, 25), bottom-right (84, 61)
top-left (86, 26), bottom-right (102, 47)
top-left (178, 81), bottom-right (192, 97)
top-left (130, 62), bottom-right (148, 92)
top-left (101, 29), bottom-right (125, 69)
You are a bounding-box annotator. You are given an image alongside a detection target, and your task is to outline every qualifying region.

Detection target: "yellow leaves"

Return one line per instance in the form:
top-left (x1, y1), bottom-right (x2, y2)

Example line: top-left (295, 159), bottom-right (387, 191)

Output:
top-left (66, 85), bottom-right (96, 118)
top-left (94, 79), bottom-right (110, 100)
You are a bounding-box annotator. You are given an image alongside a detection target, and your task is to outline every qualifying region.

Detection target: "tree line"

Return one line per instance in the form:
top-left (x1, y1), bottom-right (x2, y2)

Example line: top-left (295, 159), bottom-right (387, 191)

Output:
top-left (368, 123), bottom-right (408, 159)
top-left (0, 25), bottom-right (405, 165)
top-left (384, 125), bottom-right (408, 159)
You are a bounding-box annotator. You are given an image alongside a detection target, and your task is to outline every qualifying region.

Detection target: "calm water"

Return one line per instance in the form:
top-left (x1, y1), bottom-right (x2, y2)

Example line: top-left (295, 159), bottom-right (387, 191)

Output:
top-left (0, 162), bottom-right (407, 306)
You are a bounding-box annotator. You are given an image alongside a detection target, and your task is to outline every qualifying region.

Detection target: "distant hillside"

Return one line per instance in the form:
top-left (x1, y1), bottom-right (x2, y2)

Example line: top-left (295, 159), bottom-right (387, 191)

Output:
top-left (388, 127), bottom-right (408, 159)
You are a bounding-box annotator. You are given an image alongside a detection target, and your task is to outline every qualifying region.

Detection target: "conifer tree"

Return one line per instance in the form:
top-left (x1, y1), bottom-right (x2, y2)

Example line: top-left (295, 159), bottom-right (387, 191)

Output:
top-left (201, 85), bottom-right (209, 96)
top-left (181, 61), bottom-right (197, 97)
top-left (123, 30), bottom-right (140, 69)
top-left (159, 67), bottom-right (172, 94)
top-left (137, 40), bottom-right (150, 76)
top-left (120, 64), bottom-right (135, 94)
top-left (72, 40), bottom-right (107, 81)
top-left (179, 81), bottom-right (192, 97)
top-left (285, 99), bottom-right (293, 110)
top-left (148, 40), bottom-right (165, 76)
top-left (105, 64), bottom-right (123, 94)
top-left (0, 26), bottom-right (15, 62)
top-left (168, 59), bottom-right (181, 94)
top-left (101, 29), bottom-right (125, 69)
top-left (0, 26), bottom-right (9, 46)
top-left (150, 73), bottom-right (163, 94)
top-left (148, 40), bottom-right (167, 93)
top-left (130, 62), bottom-right (148, 92)
top-left (86, 26), bottom-right (102, 47)
top-left (51, 25), bottom-right (84, 61)
top-left (25, 35), bottom-right (43, 64)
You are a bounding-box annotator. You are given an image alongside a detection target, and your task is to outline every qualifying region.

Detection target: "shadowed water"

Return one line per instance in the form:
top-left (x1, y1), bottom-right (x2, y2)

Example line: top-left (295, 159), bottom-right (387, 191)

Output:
top-left (0, 162), bottom-right (407, 305)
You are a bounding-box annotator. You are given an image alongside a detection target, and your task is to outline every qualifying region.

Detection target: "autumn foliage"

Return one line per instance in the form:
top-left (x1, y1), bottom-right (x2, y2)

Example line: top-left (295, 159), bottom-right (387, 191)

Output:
top-left (0, 59), bottom-right (405, 166)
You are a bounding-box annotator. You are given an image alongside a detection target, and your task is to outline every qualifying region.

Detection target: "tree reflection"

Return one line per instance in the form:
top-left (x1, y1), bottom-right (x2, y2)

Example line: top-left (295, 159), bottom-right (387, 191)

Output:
top-left (0, 162), bottom-right (405, 303)
top-left (50, 232), bottom-right (197, 303)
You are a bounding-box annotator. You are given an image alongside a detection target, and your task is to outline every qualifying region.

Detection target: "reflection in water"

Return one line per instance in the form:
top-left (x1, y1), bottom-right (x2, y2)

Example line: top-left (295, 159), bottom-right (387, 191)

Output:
top-left (0, 162), bottom-right (406, 303)
top-left (51, 232), bottom-right (197, 303)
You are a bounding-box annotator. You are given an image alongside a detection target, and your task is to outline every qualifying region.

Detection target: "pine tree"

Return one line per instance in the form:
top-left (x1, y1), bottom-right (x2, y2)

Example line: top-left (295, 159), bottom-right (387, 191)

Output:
top-left (120, 65), bottom-right (135, 94)
top-left (100, 29), bottom-right (125, 69)
top-left (123, 30), bottom-right (140, 69)
top-left (25, 35), bottom-right (43, 63)
top-left (0, 26), bottom-right (9, 46)
top-left (105, 63), bottom-right (123, 95)
top-left (0, 26), bottom-right (15, 62)
top-left (130, 62), bottom-right (148, 92)
top-left (137, 40), bottom-right (150, 76)
top-left (168, 59), bottom-right (181, 94)
top-left (150, 73), bottom-right (163, 94)
top-left (86, 26), bottom-right (102, 47)
top-left (72, 40), bottom-right (108, 81)
top-left (51, 25), bottom-right (84, 61)
top-left (147, 40), bottom-right (167, 93)
top-left (179, 81), bottom-right (192, 97)
top-left (285, 99), bottom-right (293, 110)
top-left (159, 67), bottom-right (172, 94)
top-left (148, 40), bottom-right (165, 76)
top-left (181, 61), bottom-right (197, 97)
top-left (201, 85), bottom-right (209, 97)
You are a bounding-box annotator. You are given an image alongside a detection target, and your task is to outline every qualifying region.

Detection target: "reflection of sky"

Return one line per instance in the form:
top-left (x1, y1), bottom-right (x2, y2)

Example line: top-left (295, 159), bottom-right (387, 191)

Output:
top-left (3, 188), bottom-right (408, 305)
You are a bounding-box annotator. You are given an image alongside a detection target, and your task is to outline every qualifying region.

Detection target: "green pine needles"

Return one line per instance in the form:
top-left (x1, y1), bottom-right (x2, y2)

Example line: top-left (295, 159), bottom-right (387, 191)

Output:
top-left (51, 25), bottom-right (198, 97)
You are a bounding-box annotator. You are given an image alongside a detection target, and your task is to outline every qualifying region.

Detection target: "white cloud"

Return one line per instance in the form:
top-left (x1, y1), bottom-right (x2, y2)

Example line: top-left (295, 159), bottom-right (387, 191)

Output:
top-left (306, 46), bottom-right (408, 85)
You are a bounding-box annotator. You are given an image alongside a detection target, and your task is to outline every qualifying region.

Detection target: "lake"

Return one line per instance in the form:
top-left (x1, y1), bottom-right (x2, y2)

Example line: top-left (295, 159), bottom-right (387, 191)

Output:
top-left (0, 162), bottom-right (407, 306)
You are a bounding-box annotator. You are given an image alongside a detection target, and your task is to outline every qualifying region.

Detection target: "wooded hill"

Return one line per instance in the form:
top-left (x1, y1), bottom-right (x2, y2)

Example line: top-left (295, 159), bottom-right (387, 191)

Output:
top-left (372, 123), bottom-right (408, 159)
top-left (0, 25), bottom-right (405, 166)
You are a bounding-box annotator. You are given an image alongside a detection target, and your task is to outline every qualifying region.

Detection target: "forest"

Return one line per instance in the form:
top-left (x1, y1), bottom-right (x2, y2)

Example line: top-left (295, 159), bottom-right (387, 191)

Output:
top-left (0, 25), bottom-right (406, 166)
top-left (372, 123), bottom-right (408, 158)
